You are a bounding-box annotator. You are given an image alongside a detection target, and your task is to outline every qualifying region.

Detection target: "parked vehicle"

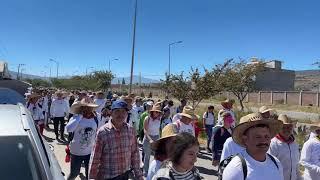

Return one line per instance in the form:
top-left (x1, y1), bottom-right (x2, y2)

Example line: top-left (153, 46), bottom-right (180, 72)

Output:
top-left (0, 103), bottom-right (64, 180)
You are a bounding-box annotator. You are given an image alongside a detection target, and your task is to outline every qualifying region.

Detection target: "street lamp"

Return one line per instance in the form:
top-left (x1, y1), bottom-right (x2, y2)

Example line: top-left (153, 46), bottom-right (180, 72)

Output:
top-left (20, 68), bottom-right (26, 80)
top-left (17, 64), bottom-right (25, 80)
top-left (49, 59), bottom-right (59, 78)
top-left (108, 58), bottom-right (119, 71)
top-left (129, 0), bottom-right (138, 94)
top-left (168, 41), bottom-right (183, 76)
top-left (44, 65), bottom-right (51, 79)
top-left (86, 67), bottom-right (94, 76)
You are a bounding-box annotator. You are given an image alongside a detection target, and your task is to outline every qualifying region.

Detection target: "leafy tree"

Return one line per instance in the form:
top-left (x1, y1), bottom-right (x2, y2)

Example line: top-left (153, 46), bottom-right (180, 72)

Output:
top-left (25, 78), bottom-right (51, 87)
top-left (222, 59), bottom-right (265, 111)
top-left (162, 60), bottom-right (231, 109)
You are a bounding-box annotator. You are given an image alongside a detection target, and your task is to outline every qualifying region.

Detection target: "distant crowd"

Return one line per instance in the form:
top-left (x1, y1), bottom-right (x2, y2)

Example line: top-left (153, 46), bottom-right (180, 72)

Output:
top-left (25, 88), bottom-right (320, 180)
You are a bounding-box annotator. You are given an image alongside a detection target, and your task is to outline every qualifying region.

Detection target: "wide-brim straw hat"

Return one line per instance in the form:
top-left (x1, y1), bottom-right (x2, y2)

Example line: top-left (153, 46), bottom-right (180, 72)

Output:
top-left (233, 113), bottom-right (283, 147)
top-left (259, 106), bottom-right (273, 114)
top-left (150, 102), bottom-right (162, 113)
top-left (70, 98), bottom-right (99, 114)
top-left (278, 114), bottom-right (297, 125)
top-left (180, 105), bottom-right (196, 119)
top-left (221, 99), bottom-right (235, 107)
top-left (309, 122), bottom-right (320, 131)
top-left (120, 96), bottom-right (133, 105)
top-left (151, 124), bottom-right (179, 151)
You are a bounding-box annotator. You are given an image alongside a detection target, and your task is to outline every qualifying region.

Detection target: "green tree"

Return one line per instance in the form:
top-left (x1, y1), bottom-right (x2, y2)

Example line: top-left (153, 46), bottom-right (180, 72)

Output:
top-left (222, 59), bottom-right (265, 111)
top-left (122, 78), bottom-right (126, 85)
top-left (25, 78), bottom-right (51, 87)
top-left (162, 60), bottom-right (231, 109)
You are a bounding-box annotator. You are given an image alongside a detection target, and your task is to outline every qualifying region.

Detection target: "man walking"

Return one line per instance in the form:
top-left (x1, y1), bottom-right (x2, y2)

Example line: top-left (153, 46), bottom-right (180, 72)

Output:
top-left (89, 100), bottom-right (143, 180)
top-left (50, 91), bottom-right (70, 140)
top-left (268, 114), bottom-right (301, 180)
top-left (300, 122), bottom-right (320, 180)
top-left (222, 113), bottom-right (284, 180)
top-left (65, 98), bottom-right (99, 180)
top-left (202, 105), bottom-right (215, 152)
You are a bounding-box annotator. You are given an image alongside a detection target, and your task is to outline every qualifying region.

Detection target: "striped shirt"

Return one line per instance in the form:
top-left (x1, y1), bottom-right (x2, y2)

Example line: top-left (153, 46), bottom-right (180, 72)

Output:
top-left (170, 166), bottom-right (197, 180)
top-left (88, 121), bottom-right (143, 180)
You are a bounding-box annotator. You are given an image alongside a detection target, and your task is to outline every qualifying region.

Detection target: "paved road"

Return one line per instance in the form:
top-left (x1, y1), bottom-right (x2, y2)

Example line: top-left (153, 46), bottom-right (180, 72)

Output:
top-left (43, 125), bottom-right (218, 180)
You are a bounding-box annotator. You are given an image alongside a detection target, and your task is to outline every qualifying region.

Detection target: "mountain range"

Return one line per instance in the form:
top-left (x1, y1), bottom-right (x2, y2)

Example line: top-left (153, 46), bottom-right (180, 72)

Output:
top-left (8, 70), bottom-right (160, 84)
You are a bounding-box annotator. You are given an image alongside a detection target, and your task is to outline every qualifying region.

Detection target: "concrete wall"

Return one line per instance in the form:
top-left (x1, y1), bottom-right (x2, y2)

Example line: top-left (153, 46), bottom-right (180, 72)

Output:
top-left (255, 69), bottom-right (295, 91)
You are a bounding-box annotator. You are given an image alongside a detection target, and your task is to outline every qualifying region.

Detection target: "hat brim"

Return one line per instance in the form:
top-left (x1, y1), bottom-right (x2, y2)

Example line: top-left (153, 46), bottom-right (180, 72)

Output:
top-left (151, 135), bottom-right (176, 151)
top-left (70, 103), bottom-right (99, 114)
top-left (150, 109), bottom-right (162, 113)
top-left (232, 119), bottom-right (283, 147)
top-left (260, 109), bottom-right (273, 113)
top-left (180, 113), bottom-right (195, 119)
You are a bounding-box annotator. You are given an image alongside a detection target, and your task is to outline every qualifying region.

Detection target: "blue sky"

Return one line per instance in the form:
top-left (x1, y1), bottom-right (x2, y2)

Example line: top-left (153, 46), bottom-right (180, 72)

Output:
top-left (1, 0), bottom-right (320, 79)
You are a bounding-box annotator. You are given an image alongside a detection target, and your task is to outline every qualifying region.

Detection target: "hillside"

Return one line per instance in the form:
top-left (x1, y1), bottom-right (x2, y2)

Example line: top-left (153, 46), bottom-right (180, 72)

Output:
top-left (295, 70), bottom-right (320, 91)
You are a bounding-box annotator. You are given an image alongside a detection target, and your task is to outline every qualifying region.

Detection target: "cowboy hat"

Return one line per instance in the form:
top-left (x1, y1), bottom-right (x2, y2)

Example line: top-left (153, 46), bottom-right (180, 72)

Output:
top-left (151, 124), bottom-right (179, 151)
top-left (70, 98), bottom-right (99, 114)
top-left (277, 114), bottom-right (297, 125)
top-left (309, 122), bottom-right (320, 131)
top-left (180, 105), bottom-right (195, 119)
top-left (120, 96), bottom-right (133, 105)
top-left (259, 106), bottom-right (273, 114)
top-left (150, 102), bottom-right (162, 113)
top-left (221, 99), bottom-right (235, 107)
top-left (232, 113), bottom-right (283, 147)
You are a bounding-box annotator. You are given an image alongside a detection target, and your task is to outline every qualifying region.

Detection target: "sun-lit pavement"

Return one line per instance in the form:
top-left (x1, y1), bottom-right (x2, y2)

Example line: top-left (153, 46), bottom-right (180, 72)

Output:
top-left (43, 124), bottom-right (218, 180)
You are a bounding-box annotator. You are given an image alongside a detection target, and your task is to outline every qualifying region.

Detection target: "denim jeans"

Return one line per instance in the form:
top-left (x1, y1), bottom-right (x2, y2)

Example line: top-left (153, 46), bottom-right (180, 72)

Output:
top-left (142, 135), bottom-right (159, 175)
top-left (205, 124), bottom-right (214, 148)
top-left (67, 154), bottom-right (91, 180)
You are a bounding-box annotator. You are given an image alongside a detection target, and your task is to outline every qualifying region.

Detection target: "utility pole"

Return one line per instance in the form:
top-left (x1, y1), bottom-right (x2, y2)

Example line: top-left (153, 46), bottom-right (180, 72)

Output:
top-left (17, 64), bottom-right (25, 80)
top-left (129, 0), bottom-right (138, 93)
top-left (49, 59), bottom-right (59, 78)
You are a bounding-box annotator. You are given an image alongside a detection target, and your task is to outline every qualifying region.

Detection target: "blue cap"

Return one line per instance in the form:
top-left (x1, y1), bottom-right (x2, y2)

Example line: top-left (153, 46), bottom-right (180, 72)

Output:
top-left (111, 100), bottom-right (128, 111)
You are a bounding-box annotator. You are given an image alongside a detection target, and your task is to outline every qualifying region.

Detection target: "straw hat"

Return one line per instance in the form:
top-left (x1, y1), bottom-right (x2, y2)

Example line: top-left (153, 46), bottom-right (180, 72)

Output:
top-left (112, 94), bottom-right (119, 99)
top-left (151, 124), bottom-right (179, 151)
top-left (309, 122), bottom-right (320, 131)
top-left (259, 106), bottom-right (273, 114)
top-left (180, 105), bottom-right (195, 119)
top-left (221, 99), bottom-right (235, 107)
top-left (120, 96), bottom-right (133, 105)
top-left (150, 102), bottom-right (162, 113)
top-left (232, 113), bottom-right (283, 147)
top-left (277, 114), bottom-right (296, 125)
top-left (70, 98), bottom-right (99, 114)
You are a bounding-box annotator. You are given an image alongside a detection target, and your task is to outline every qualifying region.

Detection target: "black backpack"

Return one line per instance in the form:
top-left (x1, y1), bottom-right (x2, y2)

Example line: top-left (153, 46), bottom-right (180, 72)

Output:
top-left (218, 153), bottom-right (279, 180)
top-left (68, 116), bottom-right (99, 144)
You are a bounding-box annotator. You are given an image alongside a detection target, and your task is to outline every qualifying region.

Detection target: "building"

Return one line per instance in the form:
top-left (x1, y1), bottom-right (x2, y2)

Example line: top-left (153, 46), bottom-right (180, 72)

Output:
top-left (253, 60), bottom-right (295, 91)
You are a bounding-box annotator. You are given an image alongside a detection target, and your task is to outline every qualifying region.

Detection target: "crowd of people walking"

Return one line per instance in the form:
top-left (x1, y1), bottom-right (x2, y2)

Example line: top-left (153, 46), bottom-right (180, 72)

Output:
top-left (25, 88), bottom-right (320, 180)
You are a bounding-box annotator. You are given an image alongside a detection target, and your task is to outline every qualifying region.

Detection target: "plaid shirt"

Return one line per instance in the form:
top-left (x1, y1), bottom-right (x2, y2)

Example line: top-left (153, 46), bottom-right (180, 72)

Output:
top-left (89, 121), bottom-right (143, 180)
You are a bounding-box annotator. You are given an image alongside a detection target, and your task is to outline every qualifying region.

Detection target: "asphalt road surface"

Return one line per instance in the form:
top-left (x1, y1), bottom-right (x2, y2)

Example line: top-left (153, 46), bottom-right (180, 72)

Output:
top-left (43, 124), bottom-right (218, 180)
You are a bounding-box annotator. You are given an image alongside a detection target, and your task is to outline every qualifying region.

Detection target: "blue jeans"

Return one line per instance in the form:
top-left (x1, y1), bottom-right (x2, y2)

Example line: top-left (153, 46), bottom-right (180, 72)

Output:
top-left (205, 124), bottom-right (214, 148)
top-left (67, 154), bottom-right (91, 180)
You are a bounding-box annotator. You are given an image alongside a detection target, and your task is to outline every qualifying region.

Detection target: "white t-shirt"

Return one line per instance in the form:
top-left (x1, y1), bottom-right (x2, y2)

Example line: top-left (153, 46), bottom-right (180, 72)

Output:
top-left (50, 99), bottom-right (69, 117)
top-left (300, 137), bottom-right (320, 180)
top-left (146, 116), bottom-right (161, 136)
top-left (203, 111), bottom-right (215, 125)
top-left (94, 98), bottom-right (106, 114)
top-left (220, 137), bottom-right (245, 162)
top-left (66, 115), bottom-right (98, 156)
top-left (222, 150), bottom-right (284, 180)
top-left (174, 120), bottom-right (195, 136)
top-left (172, 113), bottom-right (181, 123)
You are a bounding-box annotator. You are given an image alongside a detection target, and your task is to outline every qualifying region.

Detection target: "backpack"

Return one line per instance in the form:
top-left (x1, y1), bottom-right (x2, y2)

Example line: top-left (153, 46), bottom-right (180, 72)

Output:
top-left (68, 116), bottom-right (99, 144)
top-left (218, 153), bottom-right (279, 180)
